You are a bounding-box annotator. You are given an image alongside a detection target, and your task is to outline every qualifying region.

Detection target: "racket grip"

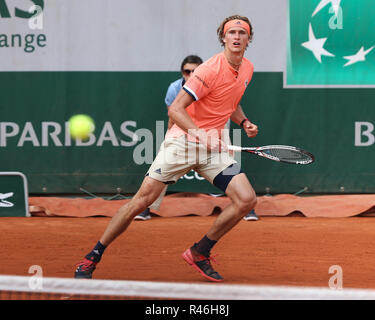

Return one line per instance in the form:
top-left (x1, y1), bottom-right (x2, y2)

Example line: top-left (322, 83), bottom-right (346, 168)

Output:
top-left (227, 145), bottom-right (242, 152)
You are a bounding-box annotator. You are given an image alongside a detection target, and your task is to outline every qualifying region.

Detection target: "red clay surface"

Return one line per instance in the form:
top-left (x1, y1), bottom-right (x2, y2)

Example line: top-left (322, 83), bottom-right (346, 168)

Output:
top-left (2, 215), bottom-right (375, 289)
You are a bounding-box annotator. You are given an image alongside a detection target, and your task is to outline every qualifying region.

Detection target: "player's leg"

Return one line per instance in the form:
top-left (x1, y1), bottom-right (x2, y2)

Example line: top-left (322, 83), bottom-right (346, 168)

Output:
top-left (223, 121), bottom-right (259, 221)
top-left (149, 184), bottom-right (168, 212)
top-left (99, 177), bottom-right (167, 246)
top-left (75, 136), bottom-right (193, 279)
top-left (134, 185), bottom-right (168, 221)
top-left (74, 176), bottom-right (167, 279)
top-left (182, 150), bottom-right (256, 282)
top-left (182, 170), bottom-right (256, 282)
top-left (206, 172), bottom-right (256, 240)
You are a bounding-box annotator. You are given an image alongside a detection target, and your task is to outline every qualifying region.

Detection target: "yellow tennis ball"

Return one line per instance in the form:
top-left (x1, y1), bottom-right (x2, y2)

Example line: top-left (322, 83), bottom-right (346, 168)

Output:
top-left (68, 114), bottom-right (95, 140)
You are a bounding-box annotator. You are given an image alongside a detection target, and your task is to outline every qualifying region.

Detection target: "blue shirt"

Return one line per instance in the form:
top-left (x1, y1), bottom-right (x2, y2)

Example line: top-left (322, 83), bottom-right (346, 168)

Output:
top-left (165, 78), bottom-right (185, 107)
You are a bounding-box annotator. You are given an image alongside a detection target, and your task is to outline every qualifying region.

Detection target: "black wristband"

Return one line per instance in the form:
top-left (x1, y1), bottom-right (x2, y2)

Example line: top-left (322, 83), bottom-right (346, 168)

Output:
top-left (240, 118), bottom-right (249, 128)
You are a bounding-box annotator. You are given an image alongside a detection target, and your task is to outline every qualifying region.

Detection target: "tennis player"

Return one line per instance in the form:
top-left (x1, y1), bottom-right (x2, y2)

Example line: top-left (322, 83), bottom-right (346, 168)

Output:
top-left (75, 15), bottom-right (258, 282)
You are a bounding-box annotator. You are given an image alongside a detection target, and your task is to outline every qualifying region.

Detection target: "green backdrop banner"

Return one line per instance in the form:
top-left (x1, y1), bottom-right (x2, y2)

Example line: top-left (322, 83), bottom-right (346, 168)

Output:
top-left (287, 0), bottom-right (375, 87)
top-left (1, 71), bottom-right (375, 195)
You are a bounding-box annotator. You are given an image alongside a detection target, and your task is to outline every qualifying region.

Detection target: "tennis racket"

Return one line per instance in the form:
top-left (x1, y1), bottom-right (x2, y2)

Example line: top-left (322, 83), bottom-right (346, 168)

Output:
top-left (227, 145), bottom-right (314, 165)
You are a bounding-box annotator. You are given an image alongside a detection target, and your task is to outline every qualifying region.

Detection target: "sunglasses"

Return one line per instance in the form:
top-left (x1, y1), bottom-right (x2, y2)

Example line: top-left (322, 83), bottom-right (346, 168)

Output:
top-left (182, 69), bottom-right (195, 75)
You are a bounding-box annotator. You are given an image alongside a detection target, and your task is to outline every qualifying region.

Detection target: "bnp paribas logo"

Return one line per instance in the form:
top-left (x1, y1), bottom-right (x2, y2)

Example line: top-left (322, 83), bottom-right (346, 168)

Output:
top-left (0, 0), bottom-right (45, 53)
top-left (285, 0), bottom-right (375, 88)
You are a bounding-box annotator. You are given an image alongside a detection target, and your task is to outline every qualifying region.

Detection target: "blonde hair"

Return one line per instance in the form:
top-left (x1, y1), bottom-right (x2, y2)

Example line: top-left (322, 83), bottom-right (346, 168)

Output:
top-left (217, 15), bottom-right (253, 47)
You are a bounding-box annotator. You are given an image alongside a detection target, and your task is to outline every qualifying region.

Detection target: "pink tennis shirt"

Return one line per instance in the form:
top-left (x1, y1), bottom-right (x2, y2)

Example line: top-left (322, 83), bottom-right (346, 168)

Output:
top-left (165, 52), bottom-right (254, 142)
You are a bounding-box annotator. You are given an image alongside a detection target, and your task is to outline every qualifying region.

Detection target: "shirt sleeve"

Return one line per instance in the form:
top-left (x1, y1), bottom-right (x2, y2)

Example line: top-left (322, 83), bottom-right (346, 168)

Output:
top-left (183, 64), bottom-right (216, 101)
top-left (165, 83), bottom-right (177, 106)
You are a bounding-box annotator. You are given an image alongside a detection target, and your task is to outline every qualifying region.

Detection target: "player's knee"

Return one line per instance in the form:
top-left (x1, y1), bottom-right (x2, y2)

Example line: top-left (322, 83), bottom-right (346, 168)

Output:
top-left (133, 195), bottom-right (152, 213)
top-left (124, 194), bottom-right (151, 218)
top-left (236, 195), bottom-right (257, 215)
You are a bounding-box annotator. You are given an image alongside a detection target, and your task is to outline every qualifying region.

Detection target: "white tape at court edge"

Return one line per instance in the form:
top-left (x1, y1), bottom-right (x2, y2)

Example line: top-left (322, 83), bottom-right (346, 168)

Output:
top-left (1, 275), bottom-right (375, 300)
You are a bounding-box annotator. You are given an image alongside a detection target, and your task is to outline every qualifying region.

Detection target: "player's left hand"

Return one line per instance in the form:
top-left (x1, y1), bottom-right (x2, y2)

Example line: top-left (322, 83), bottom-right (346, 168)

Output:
top-left (243, 121), bottom-right (258, 138)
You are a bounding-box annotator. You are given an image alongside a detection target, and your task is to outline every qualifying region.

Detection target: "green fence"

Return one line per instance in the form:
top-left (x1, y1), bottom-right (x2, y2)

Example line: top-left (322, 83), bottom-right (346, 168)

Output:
top-left (1, 71), bottom-right (375, 194)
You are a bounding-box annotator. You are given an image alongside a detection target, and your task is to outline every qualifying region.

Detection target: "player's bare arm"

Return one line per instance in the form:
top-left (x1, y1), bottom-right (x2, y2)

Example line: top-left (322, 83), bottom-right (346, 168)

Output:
top-left (230, 104), bottom-right (258, 138)
top-left (167, 109), bottom-right (174, 130)
top-left (168, 89), bottom-right (198, 132)
top-left (168, 90), bottom-right (222, 151)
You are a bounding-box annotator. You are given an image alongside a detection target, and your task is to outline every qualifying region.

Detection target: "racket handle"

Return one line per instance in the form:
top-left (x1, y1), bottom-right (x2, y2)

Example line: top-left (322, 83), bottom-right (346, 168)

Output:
top-left (227, 145), bottom-right (242, 152)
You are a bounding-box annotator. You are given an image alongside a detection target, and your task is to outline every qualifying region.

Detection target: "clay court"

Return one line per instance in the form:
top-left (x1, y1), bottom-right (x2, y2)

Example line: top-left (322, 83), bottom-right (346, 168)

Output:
top-left (3, 196), bottom-right (375, 290)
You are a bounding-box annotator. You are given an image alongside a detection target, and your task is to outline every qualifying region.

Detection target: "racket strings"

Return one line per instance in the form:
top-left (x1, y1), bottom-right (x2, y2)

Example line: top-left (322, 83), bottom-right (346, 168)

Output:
top-left (264, 148), bottom-right (312, 162)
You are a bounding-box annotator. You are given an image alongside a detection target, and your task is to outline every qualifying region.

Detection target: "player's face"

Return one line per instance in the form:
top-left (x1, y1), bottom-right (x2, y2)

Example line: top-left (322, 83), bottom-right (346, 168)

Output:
top-left (181, 63), bottom-right (200, 82)
top-left (223, 27), bottom-right (250, 53)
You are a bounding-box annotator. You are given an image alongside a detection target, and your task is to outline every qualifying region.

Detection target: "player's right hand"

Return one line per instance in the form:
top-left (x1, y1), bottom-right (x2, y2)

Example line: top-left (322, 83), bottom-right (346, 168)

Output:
top-left (200, 133), bottom-right (228, 153)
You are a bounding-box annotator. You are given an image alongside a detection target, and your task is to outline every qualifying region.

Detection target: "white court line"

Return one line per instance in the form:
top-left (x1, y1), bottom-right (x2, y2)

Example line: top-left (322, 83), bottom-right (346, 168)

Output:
top-left (1, 275), bottom-right (375, 300)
